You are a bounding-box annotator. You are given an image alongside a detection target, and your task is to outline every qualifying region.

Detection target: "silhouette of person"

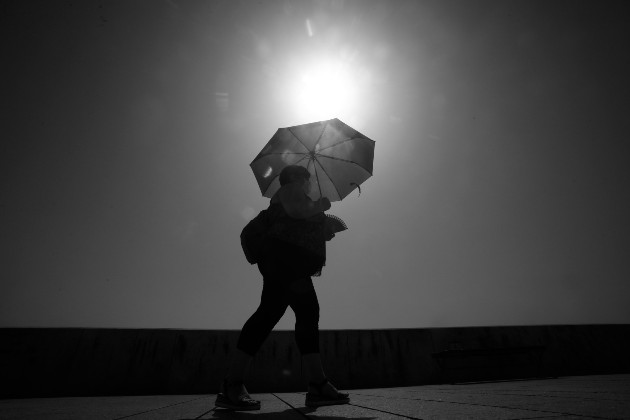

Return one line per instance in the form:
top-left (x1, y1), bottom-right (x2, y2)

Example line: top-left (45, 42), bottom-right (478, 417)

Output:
top-left (215, 165), bottom-right (350, 410)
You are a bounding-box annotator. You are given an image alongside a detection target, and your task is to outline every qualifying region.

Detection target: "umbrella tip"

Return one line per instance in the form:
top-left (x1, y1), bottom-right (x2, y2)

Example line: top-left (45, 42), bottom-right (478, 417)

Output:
top-left (350, 182), bottom-right (361, 197)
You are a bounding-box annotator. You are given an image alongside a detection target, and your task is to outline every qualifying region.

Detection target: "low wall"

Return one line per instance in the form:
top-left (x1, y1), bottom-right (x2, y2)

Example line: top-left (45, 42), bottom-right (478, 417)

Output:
top-left (1, 325), bottom-right (629, 398)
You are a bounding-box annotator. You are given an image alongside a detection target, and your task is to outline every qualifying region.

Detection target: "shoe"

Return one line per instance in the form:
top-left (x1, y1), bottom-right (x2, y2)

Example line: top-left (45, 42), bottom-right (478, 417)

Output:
top-left (215, 379), bottom-right (261, 411)
top-left (305, 378), bottom-right (350, 408)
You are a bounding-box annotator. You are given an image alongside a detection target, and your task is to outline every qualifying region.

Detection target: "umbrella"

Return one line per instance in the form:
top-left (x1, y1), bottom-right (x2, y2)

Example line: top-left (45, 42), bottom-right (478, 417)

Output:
top-left (250, 118), bottom-right (375, 202)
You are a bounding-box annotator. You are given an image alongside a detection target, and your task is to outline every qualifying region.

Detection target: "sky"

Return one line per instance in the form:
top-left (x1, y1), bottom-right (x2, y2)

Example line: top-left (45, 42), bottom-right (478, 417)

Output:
top-left (2, 0), bottom-right (630, 330)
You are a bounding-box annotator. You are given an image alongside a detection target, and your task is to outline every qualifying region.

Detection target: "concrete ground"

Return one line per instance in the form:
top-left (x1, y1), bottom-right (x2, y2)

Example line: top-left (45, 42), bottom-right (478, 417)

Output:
top-left (1, 374), bottom-right (628, 420)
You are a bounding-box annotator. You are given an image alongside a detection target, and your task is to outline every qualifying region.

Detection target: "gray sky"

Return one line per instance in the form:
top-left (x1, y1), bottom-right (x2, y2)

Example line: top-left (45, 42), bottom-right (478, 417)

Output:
top-left (3, 0), bottom-right (630, 330)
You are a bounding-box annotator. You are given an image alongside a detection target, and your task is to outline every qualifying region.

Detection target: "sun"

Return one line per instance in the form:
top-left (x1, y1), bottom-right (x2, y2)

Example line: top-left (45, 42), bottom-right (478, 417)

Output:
top-left (290, 56), bottom-right (359, 122)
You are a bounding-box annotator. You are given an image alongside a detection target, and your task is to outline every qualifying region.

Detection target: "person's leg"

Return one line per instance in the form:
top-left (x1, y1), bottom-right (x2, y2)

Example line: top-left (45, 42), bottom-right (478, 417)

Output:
top-left (288, 277), bottom-right (349, 406)
top-left (290, 278), bottom-right (323, 382)
top-left (228, 241), bottom-right (291, 381)
top-left (225, 349), bottom-right (253, 384)
top-left (232, 280), bottom-right (288, 378)
top-left (302, 353), bottom-right (326, 383)
top-left (218, 279), bottom-right (288, 410)
top-left (287, 277), bottom-right (322, 382)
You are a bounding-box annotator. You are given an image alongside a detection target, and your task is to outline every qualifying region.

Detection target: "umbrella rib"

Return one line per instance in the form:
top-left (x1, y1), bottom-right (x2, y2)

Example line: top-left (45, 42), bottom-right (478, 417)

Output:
top-left (294, 155), bottom-right (310, 167)
top-left (314, 157), bottom-right (342, 200)
top-left (315, 154), bottom-right (373, 174)
top-left (259, 152), bottom-right (308, 157)
top-left (312, 158), bottom-right (323, 200)
top-left (316, 136), bottom-right (368, 153)
top-left (314, 121), bottom-right (328, 150)
top-left (287, 127), bottom-right (312, 152)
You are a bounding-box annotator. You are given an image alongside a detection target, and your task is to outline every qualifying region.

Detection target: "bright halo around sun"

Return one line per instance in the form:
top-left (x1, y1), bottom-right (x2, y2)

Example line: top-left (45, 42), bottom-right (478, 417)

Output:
top-left (290, 56), bottom-right (360, 122)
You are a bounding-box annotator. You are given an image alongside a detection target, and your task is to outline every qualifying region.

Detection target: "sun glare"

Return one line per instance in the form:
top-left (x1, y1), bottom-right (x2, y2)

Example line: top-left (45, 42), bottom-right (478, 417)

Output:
top-left (291, 57), bottom-right (359, 122)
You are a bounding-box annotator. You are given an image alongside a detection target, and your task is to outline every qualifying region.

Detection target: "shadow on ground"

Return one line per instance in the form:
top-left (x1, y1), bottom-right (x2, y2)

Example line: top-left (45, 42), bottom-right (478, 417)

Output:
top-left (193, 407), bottom-right (377, 420)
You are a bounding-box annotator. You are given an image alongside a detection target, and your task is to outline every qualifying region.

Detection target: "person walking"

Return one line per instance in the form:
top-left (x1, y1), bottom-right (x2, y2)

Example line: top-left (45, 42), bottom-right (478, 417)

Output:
top-left (215, 165), bottom-right (350, 411)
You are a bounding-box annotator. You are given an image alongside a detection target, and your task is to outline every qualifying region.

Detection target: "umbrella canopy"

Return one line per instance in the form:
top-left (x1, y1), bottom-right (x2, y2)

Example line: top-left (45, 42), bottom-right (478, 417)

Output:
top-left (250, 118), bottom-right (375, 202)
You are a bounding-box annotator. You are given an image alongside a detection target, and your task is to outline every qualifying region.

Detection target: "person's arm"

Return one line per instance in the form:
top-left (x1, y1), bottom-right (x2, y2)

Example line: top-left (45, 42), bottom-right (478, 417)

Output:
top-left (278, 183), bottom-right (331, 219)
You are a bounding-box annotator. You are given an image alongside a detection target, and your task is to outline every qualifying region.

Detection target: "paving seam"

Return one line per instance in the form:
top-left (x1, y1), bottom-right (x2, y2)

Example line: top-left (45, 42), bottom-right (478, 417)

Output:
top-left (271, 393), bottom-right (311, 419)
top-left (350, 392), bottom-right (623, 420)
top-left (194, 407), bottom-right (216, 419)
top-left (347, 403), bottom-right (424, 419)
top-left (271, 393), bottom-right (424, 420)
top-left (411, 391), bottom-right (627, 402)
top-left (109, 396), bottom-right (210, 420)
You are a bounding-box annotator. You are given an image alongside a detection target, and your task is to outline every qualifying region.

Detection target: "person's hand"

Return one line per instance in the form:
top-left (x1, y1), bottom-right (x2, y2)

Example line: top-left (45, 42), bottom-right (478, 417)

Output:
top-left (319, 197), bottom-right (331, 211)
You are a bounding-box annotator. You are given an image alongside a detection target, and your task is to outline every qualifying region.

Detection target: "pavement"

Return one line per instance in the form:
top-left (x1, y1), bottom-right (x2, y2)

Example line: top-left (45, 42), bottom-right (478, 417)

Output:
top-left (1, 374), bottom-right (628, 420)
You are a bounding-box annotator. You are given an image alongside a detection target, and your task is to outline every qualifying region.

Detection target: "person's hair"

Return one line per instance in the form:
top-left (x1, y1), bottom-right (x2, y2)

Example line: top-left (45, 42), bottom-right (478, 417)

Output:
top-left (279, 165), bottom-right (310, 186)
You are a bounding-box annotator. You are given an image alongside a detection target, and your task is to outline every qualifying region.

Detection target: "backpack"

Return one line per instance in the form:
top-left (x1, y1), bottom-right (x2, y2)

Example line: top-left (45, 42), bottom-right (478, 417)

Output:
top-left (240, 209), bottom-right (270, 264)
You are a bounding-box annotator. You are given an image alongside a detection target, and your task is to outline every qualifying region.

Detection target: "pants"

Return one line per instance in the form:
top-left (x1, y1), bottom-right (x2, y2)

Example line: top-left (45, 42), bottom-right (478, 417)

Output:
top-left (236, 239), bottom-right (321, 356)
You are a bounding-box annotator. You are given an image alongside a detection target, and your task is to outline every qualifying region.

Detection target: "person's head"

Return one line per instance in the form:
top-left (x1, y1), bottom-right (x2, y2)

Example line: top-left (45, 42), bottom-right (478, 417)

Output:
top-left (279, 165), bottom-right (310, 187)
